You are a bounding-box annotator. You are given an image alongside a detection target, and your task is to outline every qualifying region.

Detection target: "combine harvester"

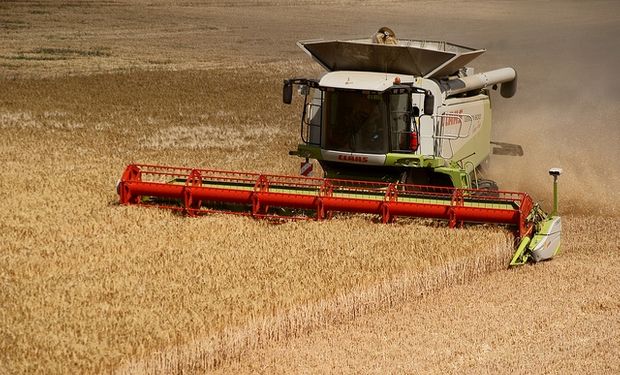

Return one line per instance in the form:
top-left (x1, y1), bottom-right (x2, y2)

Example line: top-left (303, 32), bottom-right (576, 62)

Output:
top-left (117, 28), bottom-right (561, 266)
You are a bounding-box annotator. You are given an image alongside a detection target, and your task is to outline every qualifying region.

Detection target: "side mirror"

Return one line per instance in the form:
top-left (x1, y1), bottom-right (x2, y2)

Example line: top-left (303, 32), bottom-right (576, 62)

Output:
top-left (283, 81), bottom-right (293, 104)
top-left (424, 93), bottom-right (434, 115)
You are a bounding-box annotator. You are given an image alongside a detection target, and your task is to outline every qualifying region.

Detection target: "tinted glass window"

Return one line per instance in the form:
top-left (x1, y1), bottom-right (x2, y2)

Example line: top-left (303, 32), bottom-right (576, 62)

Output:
top-left (389, 93), bottom-right (411, 152)
top-left (322, 91), bottom-right (388, 154)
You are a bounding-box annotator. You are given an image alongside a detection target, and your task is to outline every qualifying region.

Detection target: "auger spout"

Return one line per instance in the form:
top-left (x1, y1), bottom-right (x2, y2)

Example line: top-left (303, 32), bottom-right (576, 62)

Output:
top-left (441, 67), bottom-right (517, 98)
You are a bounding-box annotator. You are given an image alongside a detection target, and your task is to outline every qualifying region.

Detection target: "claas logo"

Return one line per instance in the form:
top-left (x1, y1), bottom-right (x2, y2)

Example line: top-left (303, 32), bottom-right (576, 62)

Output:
top-left (338, 155), bottom-right (369, 163)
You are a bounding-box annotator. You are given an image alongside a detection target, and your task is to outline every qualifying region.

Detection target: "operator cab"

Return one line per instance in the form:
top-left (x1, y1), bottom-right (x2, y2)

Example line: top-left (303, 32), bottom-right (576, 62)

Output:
top-left (285, 71), bottom-right (433, 154)
top-left (283, 71), bottom-right (436, 182)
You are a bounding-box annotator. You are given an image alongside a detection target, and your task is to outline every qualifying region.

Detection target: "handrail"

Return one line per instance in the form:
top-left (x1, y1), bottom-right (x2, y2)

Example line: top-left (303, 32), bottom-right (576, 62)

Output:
top-left (433, 112), bottom-right (474, 140)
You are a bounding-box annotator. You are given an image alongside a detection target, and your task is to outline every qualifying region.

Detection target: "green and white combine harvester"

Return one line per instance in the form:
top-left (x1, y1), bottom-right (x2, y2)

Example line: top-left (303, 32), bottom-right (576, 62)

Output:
top-left (118, 28), bottom-right (562, 266)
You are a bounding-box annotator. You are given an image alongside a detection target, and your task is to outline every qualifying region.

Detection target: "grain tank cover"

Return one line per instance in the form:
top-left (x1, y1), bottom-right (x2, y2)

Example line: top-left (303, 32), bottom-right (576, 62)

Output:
top-left (298, 38), bottom-right (485, 78)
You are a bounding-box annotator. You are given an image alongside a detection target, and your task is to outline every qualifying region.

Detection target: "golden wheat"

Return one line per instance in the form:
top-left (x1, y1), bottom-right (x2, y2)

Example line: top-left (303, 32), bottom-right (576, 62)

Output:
top-left (1, 1), bottom-right (618, 374)
top-left (116, 235), bottom-right (513, 374)
top-left (213, 216), bottom-right (620, 375)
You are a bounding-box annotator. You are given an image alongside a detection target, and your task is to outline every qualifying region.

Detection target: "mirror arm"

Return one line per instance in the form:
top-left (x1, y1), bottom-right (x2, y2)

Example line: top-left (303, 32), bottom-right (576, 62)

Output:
top-left (282, 78), bottom-right (319, 104)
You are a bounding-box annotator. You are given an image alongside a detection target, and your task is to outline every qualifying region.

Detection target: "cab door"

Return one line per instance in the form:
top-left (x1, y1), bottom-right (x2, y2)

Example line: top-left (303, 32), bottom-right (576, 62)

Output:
top-left (389, 93), bottom-right (415, 153)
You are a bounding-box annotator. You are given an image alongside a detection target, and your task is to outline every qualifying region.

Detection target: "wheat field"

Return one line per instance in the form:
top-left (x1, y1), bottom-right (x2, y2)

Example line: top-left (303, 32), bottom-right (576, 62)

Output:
top-left (1, 1), bottom-right (619, 374)
top-left (0, 65), bottom-right (514, 373)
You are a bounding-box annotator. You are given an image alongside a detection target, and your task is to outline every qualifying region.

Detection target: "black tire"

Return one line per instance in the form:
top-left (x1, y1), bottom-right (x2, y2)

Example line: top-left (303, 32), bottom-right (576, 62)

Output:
top-left (473, 179), bottom-right (498, 190)
top-left (472, 178), bottom-right (500, 197)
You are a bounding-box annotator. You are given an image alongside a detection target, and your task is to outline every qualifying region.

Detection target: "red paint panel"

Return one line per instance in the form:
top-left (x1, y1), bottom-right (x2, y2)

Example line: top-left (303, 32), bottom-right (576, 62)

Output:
top-left (387, 202), bottom-right (451, 219)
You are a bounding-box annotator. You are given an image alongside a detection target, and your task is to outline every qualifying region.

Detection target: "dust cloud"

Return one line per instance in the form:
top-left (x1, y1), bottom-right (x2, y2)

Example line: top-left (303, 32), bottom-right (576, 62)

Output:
top-left (481, 2), bottom-right (620, 216)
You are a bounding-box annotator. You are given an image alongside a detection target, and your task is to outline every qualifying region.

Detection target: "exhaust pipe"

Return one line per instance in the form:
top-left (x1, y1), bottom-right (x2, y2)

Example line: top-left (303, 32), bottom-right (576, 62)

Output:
top-left (441, 67), bottom-right (517, 98)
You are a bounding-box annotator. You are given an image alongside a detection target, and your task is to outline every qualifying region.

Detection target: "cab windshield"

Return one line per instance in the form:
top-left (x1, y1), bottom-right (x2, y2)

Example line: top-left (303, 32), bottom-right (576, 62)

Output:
top-left (322, 90), bottom-right (410, 154)
top-left (322, 91), bottom-right (388, 154)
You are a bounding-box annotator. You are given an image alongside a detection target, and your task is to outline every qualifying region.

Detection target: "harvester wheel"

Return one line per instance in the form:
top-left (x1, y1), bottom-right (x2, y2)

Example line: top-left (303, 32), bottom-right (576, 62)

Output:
top-left (472, 179), bottom-right (500, 197)
top-left (474, 179), bottom-right (498, 190)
